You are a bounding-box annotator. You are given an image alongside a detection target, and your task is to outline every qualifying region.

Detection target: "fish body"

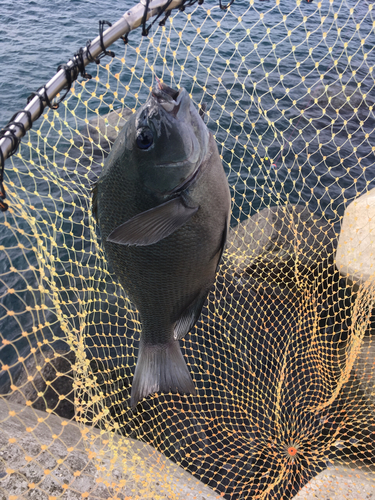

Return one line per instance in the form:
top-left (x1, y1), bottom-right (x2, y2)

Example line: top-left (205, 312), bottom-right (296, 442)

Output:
top-left (93, 83), bottom-right (231, 407)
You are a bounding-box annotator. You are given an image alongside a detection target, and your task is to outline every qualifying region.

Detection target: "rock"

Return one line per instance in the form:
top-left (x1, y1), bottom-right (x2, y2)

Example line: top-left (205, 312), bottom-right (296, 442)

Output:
top-left (70, 108), bottom-right (133, 176)
top-left (354, 335), bottom-right (375, 409)
top-left (0, 400), bottom-right (220, 500)
top-left (335, 188), bottom-right (375, 286)
top-left (85, 108), bottom-right (132, 145)
top-left (311, 81), bottom-right (370, 112)
top-left (226, 204), bottom-right (337, 292)
top-left (293, 464), bottom-right (375, 499)
top-left (7, 349), bottom-right (75, 420)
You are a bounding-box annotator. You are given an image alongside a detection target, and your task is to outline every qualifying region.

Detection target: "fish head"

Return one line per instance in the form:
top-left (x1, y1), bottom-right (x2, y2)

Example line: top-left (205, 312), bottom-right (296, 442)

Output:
top-left (127, 82), bottom-right (209, 194)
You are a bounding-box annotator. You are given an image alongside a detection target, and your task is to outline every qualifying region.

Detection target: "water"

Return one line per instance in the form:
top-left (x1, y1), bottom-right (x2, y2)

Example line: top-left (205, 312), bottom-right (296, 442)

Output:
top-left (0, 1), bottom-right (374, 371)
top-left (1, 0), bottom-right (374, 214)
top-left (0, 0), bottom-right (117, 119)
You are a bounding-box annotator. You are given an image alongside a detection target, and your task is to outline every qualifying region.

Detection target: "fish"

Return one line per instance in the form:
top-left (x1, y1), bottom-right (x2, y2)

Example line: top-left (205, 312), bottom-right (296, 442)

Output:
top-left (92, 81), bottom-right (231, 408)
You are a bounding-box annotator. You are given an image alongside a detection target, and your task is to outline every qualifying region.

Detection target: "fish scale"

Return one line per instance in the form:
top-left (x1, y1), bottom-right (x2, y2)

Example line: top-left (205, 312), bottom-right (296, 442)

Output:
top-left (93, 83), bottom-right (231, 407)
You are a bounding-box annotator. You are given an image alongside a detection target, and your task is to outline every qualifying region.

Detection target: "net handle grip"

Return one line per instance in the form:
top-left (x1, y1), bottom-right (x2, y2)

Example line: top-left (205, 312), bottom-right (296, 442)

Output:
top-left (0, 0), bottom-right (183, 167)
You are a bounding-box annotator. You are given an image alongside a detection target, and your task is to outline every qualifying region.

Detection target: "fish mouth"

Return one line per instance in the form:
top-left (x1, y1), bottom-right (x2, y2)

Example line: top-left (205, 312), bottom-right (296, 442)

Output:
top-left (151, 81), bottom-right (186, 115)
top-left (152, 80), bottom-right (180, 101)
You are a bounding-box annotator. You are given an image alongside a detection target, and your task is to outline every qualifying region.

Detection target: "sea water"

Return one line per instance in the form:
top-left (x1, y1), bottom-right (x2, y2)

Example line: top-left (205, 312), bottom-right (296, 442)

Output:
top-left (1, 0), bottom-right (374, 215)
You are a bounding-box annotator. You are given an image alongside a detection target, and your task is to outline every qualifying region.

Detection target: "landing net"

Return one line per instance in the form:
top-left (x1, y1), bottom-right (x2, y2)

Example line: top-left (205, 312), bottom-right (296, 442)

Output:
top-left (1, 1), bottom-right (375, 499)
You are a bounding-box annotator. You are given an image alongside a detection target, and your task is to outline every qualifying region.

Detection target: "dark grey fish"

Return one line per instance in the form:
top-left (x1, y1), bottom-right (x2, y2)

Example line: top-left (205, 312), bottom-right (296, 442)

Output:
top-left (92, 82), bottom-right (231, 407)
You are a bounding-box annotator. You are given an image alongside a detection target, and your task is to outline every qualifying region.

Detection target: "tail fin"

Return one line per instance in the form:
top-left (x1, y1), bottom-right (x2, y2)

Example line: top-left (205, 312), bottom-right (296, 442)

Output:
top-left (130, 341), bottom-right (196, 408)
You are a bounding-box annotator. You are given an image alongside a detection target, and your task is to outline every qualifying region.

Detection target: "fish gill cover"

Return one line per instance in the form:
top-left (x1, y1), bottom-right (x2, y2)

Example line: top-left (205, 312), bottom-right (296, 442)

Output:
top-left (0, 0), bottom-right (375, 499)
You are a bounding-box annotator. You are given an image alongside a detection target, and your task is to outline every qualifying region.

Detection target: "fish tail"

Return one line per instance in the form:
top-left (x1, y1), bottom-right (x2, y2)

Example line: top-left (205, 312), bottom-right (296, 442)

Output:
top-left (130, 340), bottom-right (196, 408)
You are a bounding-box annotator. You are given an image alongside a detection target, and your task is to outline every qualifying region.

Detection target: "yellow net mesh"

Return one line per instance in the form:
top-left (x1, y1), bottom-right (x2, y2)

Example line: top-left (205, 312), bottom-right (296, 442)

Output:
top-left (1, 1), bottom-right (375, 498)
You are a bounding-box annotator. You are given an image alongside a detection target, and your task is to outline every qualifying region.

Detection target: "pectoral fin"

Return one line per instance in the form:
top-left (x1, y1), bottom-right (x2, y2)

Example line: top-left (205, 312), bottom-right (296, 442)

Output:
top-left (107, 197), bottom-right (199, 246)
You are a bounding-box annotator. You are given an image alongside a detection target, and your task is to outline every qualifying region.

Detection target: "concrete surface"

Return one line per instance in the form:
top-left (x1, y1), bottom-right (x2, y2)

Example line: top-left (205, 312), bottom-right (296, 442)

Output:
top-left (86, 108), bottom-right (132, 144)
top-left (293, 464), bottom-right (375, 499)
top-left (0, 400), bottom-right (220, 499)
top-left (2, 398), bottom-right (374, 499)
top-left (354, 335), bottom-right (375, 410)
top-left (335, 188), bottom-right (375, 285)
top-left (226, 204), bottom-right (337, 292)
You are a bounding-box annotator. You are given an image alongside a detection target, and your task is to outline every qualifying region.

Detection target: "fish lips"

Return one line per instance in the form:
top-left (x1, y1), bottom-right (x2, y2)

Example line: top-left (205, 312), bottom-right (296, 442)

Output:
top-left (151, 81), bottom-right (182, 111)
top-left (144, 87), bottom-right (192, 128)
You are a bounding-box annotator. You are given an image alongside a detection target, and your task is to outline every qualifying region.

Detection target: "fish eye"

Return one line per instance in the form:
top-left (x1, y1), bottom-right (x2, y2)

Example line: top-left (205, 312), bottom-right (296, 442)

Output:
top-left (136, 128), bottom-right (153, 150)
